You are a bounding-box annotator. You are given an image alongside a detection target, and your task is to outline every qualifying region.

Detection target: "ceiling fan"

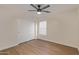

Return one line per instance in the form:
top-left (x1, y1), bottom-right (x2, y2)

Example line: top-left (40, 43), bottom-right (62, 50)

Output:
top-left (28, 4), bottom-right (50, 14)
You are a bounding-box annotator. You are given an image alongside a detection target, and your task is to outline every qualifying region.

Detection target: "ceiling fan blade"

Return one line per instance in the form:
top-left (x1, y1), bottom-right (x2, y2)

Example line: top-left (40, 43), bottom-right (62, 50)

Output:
top-left (30, 4), bottom-right (38, 9)
top-left (41, 5), bottom-right (50, 10)
top-left (42, 10), bottom-right (50, 13)
top-left (28, 10), bottom-right (36, 11)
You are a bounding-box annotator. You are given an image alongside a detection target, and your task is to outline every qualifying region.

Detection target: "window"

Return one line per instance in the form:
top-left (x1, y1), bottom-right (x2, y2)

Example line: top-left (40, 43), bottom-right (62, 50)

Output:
top-left (39, 21), bottom-right (47, 35)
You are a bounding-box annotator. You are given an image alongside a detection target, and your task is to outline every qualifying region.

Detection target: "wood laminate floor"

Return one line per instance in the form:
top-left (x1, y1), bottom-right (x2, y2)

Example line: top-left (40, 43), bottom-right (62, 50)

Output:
top-left (0, 39), bottom-right (79, 55)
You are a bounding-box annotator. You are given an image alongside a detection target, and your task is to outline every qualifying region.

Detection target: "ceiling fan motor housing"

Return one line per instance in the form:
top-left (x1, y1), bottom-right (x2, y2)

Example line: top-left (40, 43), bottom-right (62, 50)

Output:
top-left (37, 5), bottom-right (41, 12)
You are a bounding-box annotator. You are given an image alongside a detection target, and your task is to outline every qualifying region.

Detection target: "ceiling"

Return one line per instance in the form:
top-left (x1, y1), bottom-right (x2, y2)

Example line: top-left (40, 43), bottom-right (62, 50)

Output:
top-left (0, 4), bottom-right (79, 19)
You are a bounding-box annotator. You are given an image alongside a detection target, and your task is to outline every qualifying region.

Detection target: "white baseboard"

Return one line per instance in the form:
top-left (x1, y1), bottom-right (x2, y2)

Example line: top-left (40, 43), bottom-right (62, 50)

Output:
top-left (17, 39), bottom-right (34, 44)
top-left (0, 39), bottom-right (34, 51)
top-left (0, 43), bottom-right (19, 51)
top-left (39, 39), bottom-right (79, 49)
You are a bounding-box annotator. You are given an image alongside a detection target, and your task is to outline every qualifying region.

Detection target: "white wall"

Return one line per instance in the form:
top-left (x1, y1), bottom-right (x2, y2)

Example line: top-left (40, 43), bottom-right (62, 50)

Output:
top-left (0, 6), bottom-right (35, 50)
top-left (37, 9), bottom-right (79, 48)
top-left (0, 15), bottom-right (17, 50)
top-left (0, 16), bottom-right (34, 50)
top-left (17, 19), bottom-right (34, 43)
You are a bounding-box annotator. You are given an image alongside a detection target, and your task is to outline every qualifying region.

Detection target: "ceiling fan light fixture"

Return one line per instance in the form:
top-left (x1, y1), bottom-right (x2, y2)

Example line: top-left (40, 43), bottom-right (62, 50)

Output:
top-left (37, 12), bottom-right (41, 14)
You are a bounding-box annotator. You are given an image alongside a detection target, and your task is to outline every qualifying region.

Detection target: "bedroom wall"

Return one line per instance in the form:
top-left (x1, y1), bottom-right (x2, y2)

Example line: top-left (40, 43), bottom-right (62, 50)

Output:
top-left (0, 14), bottom-right (17, 50)
top-left (0, 17), bottom-right (34, 50)
top-left (0, 6), bottom-right (35, 50)
top-left (37, 9), bottom-right (79, 48)
top-left (17, 19), bottom-right (34, 43)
